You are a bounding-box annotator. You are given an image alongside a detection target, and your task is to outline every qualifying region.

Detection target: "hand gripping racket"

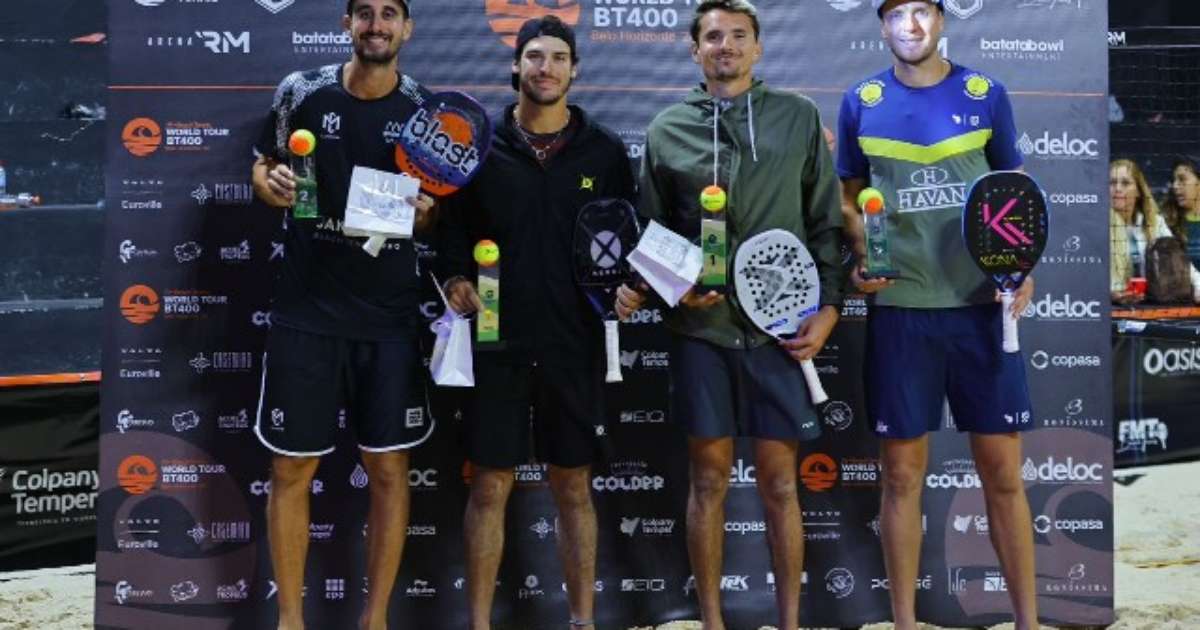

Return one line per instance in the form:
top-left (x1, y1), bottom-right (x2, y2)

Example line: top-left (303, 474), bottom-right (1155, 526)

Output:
top-left (573, 198), bottom-right (642, 383)
top-left (962, 171), bottom-right (1049, 353)
top-left (733, 229), bottom-right (830, 407)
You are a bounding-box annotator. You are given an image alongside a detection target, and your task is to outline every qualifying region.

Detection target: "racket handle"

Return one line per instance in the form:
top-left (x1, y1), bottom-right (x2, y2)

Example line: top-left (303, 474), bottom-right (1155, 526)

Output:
top-left (604, 319), bottom-right (622, 383)
top-left (1001, 290), bottom-right (1019, 353)
top-left (800, 359), bottom-right (828, 406)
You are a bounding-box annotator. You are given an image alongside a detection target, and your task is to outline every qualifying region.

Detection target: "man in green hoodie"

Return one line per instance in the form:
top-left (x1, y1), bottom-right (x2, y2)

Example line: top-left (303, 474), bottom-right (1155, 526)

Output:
top-left (615, 2), bottom-right (844, 628)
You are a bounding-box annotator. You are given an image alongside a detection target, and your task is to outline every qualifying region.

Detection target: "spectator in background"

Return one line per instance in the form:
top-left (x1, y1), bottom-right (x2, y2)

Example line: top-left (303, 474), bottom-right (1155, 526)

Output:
top-left (1160, 156), bottom-right (1200, 272)
top-left (1110, 158), bottom-right (1200, 304)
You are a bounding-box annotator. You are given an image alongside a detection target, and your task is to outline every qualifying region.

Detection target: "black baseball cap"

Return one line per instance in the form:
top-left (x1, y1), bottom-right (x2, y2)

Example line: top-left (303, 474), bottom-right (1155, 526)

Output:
top-left (511, 15), bottom-right (578, 90)
top-left (872, 0), bottom-right (943, 17)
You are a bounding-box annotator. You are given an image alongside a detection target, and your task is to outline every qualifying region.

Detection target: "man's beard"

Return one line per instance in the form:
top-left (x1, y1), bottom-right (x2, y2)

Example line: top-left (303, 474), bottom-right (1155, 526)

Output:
top-left (519, 74), bottom-right (572, 106)
top-left (353, 36), bottom-right (399, 66)
top-left (890, 39), bottom-right (937, 66)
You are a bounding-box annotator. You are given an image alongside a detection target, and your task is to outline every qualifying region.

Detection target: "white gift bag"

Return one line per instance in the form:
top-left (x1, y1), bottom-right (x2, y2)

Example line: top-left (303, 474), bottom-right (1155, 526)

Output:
top-left (343, 166), bottom-right (421, 257)
top-left (429, 311), bottom-right (474, 387)
top-left (626, 220), bottom-right (703, 306)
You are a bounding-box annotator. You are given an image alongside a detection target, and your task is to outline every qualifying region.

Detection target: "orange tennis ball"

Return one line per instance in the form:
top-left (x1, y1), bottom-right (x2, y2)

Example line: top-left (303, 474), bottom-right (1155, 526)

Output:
top-left (288, 129), bottom-right (316, 157)
top-left (474, 240), bottom-right (499, 267)
top-left (857, 188), bottom-right (884, 215)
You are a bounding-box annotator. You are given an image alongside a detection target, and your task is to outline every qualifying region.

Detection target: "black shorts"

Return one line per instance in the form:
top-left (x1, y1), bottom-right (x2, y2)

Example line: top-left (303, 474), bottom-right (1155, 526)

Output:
top-left (462, 358), bottom-right (606, 469)
top-left (669, 335), bottom-right (821, 441)
top-left (254, 325), bottom-right (433, 456)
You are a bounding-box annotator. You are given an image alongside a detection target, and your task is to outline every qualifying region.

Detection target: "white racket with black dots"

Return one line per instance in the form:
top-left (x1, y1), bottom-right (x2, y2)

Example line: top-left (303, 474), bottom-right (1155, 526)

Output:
top-left (733, 229), bottom-right (830, 408)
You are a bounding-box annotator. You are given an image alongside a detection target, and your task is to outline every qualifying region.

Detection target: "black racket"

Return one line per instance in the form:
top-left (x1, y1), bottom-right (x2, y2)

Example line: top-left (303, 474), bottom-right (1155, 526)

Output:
top-left (962, 171), bottom-right (1049, 352)
top-left (733, 229), bottom-right (830, 408)
top-left (573, 198), bottom-right (641, 383)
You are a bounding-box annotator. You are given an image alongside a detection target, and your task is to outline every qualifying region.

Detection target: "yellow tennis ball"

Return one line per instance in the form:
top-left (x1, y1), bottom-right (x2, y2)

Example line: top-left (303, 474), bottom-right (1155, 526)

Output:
top-left (288, 129), bottom-right (316, 156)
top-left (700, 185), bottom-right (726, 212)
top-left (474, 239), bottom-right (499, 267)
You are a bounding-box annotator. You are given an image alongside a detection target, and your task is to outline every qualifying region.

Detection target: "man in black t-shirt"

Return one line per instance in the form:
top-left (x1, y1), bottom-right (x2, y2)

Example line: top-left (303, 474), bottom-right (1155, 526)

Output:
top-left (437, 16), bottom-right (635, 630)
top-left (249, 1), bottom-right (435, 628)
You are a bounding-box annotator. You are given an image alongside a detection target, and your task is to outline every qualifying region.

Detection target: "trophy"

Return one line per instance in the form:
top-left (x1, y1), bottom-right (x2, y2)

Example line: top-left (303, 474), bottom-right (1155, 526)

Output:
top-left (699, 184), bottom-right (728, 290)
top-left (474, 239), bottom-right (500, 343)
top-left (858, 187), bottom-right (899, 280)
top-left (288, 129), bottom-right (318, 219)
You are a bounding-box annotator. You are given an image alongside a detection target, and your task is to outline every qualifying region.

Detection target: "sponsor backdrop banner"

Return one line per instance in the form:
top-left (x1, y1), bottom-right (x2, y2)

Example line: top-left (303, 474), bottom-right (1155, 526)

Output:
top-left (1113, 332), bottom-right (1200, 466)
top-left (98, 1), bottom-right (1111, 628)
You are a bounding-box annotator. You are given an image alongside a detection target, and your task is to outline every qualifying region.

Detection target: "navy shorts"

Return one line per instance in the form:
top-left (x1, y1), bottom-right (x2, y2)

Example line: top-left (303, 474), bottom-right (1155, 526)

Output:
top-left (865, 304), bottom-right (1034, 439)
top-left (669, 335), bottom-right (821, 441)
top-left (254, 325), bottom-right (433, 456)
top-left (461, 358), bottom-right (606, 470)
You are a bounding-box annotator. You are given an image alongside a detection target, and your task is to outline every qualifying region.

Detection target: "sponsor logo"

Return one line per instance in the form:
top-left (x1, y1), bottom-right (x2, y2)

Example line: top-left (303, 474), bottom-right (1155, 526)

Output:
top-left (1044, 396), bottom-right (1106, 428)
top-left (964, 73), bottom-right (992, 99)
top-left (407, 524), bottom-right (437, 537)
top-left (897, 166), bottom-right (966, 213)
top-left (621, 578), bottom-right (666, 592)
top-left (530, 517), bottom-right (555, 540)
top-left (118, 239), bottom-right (158, 264)
top-left (626, 307), bottom-right (663, 325)
top-left (1143, 346), bottom-right (1200, 376)
top-left (799, 453), bottom-right (838, 492)
top-left (249, 478), bottom-right (324, 496)
top-left (1021, 456), bottom-right (1104, 484)
top-left (825, 568), bottom-right (855, 599)
top-left (620, 516), bottom-right (675, 536)
top-left (189, 351), bottom-right (253, 374)
top-left (927, 458), bottom-right (980, 489)
top-left (952, 514), bottom-right (990, 535)
top-left (1022, 293), bottom-right (1101, 321)
top-left (216, 579), bottom-right (249, 601)
top-left (146, 31), bottom-right (250, 54)
top-left (349, 464), bottom-right (369, 489)
top-left (118, 456), bottom-right (158, 495)
top-left (857, 80), bottom-right (885, 107)
top-left (322, 112), bottom-right (341, 136)
top-left (944, 0), bottom-right (984, 19)
top-left (191, 182), bottom-right (252, 206)
top-left (1041, 235), bottom-right (1103, 266)
top-left (1118, 417), bottom-right (1169, 454)
top-left (256, 0), bottom-right (294, 13)
top-left (871, 575), bottom-right (933, 591)
top-left (618, 350), bottom-right (669, 370)
top-left (404, 407), bottom-right (424, 429)
top-left (840, 457), bottom-right (880, 487)
top-left (593, 460), bottom-right (663, 493)
top-left (171, 410), bottom-right (201, 432)
top-left (405, 579), bottom-right (436, 598)
top-left (1033, 514), bottom-right (1105, 535)
top-left (122, 118), bottom-right (162, 157)
top-left (984, 571), bottom-right (1008, 592)
top-left (823, 400), bottom-right (853, 431)
top-left (409, 468), bottom-right (438, 489)
top-left (7, 468), bottom-right (99, 518)
top-left (159, 458), bottom-right (227, 490)
top-left (219, 240), bottom-right (251, 262)
top-left (1108, 30), bottom-right (1126, 47)
top-left (116, 409), bottom-right (156, 433)
top-left (217, 409), bottom-right (250, 432)
top-left (1048, 192), bottom-right (1100, 207)
top-left (1018, 131), bottom-right (1100, 160)
top-left (1029, 350), bottom-right (1102, 370)
top-left (486, 1), bottom-right (581, 48)
top-left (309, 523), bottom-right (335, 542)
top-left (292, 30), bottom-right (352, 54)
top-left (825, 0), bottom-right (863, 11)
top-left (725, 520), bottom-right (766, 535)
top-left (619, 409), bottom-right (665, 424)
top-left (117, 517), bottom-right (160, 550)
top-left (123, 117), bottom-right (233, 154)
top-left (980, 36), bottom-right (1064, 61)
top-left (1043, 563), bottom-right (1109, 594)
top-left (729, 458), bottom-right (756, 487)
top-left (174, 241), bottom-right (202, 262)
top-left (1019, 0), bottom-right (1083, 8)
top-left (868, 513), bottom-right (927, 536)
top-left (120, 285), bottom-right (161, 324)
top-left (190, 520), bottom-right (250, 544)
top-left (170, 580), bottom-right (200, 602)
top-left (325, 578), bottom-right (346, 601)
top-left (114, 580), bottom-right (153, 605)
top-left (519, 574), bottom-right (545, 600)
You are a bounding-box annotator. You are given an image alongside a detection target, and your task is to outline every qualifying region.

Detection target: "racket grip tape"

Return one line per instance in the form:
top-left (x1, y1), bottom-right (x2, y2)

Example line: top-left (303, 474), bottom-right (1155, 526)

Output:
top-left (604, 319), bottom-right (622, 383)
top-left (1001, 290), bottom-right (1019, 353)
top-left (800, 359), bottom-right (828, 406)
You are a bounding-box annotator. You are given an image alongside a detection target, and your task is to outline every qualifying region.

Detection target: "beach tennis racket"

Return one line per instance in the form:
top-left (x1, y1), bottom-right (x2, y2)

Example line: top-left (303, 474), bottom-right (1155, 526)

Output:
top-left (733, 229), bottom-right (830, 408)
top-left (394, 90), bottom-right (492, 197)
top-left (574, 198), bottom-right (641, 383)
top-left (962, 171), bottom-right (1049, 353)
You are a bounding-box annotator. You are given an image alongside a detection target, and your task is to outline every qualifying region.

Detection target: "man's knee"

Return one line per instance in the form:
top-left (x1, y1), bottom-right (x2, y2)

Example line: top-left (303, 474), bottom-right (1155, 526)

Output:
top-left (979, 459), bottom-right (1025, 497)
top-left (362, 452), bottom-right (409, 491)
top-left (468, 467), bottom-right (514, 511)
top-left (690, 464), bottom-right (730, 505)
top-left (755, 473), bottom-right (798, 508)
top-left (549, 467), bottom-right (592, 512)
top-left (881, 463), bottom-right (926, 498)
top-left (271, 456), bottom-right (319, 489)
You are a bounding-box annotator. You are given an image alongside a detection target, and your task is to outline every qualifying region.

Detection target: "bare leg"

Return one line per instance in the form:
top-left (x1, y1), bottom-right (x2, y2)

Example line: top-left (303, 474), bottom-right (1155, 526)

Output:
top-left (754, 439), bottom-right (803, 630)
top-left (879, 436), bottom-right (929, 630)
top-left (463, 465), bottom-right (515, 630)
top-left (548, 464), bottom-right (596, 629)
top-left (686, 437), bottom-right (734, 630)
top-left (357, 450), bottom-right (411, 630)
top-left (267, 455), bottom-right (320, 630)
top-left (971, 433), bottom-right (1039, 630)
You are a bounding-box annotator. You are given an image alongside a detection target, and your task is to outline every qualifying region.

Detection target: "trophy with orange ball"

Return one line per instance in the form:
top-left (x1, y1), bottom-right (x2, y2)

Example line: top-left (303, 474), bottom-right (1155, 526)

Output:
top-left (474, 239), bottom-right (501, 343)
top-left (288, 129), bottom-right (318, 219)
top-left (699, 184), bottom-right (727, 290)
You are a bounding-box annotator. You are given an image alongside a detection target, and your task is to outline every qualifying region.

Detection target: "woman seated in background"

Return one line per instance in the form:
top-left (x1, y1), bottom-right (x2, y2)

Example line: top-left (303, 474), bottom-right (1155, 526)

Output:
top-left (1160, 156), bottom-right (1200, 272)
top-left (1109, 158), bottom-right (1200, 304)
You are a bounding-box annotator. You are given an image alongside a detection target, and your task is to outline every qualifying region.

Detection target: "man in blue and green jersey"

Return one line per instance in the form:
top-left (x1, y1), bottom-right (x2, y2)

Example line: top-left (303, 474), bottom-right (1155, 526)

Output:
top-left (837, 1), bottom-right (1038, 629)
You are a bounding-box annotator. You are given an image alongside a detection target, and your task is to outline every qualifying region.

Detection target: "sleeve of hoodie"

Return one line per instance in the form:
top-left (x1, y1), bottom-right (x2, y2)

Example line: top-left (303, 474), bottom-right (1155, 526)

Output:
top-left (435, 179), bottom-right (479, 285)
top-left (801, 105), bottom-right (846, 307)
top-left (637, 120), bottom-right (673, 225)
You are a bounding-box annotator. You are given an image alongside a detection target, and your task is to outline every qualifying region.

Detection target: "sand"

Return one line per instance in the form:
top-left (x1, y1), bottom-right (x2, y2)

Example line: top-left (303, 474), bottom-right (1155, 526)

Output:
top-left (2, 461), bottom-right (1198, 629)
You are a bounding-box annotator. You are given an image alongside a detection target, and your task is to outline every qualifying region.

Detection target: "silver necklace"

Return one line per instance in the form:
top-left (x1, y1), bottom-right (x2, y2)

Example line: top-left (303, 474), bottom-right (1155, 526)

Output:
top-left (514, 108), bottom-right (571, 161)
